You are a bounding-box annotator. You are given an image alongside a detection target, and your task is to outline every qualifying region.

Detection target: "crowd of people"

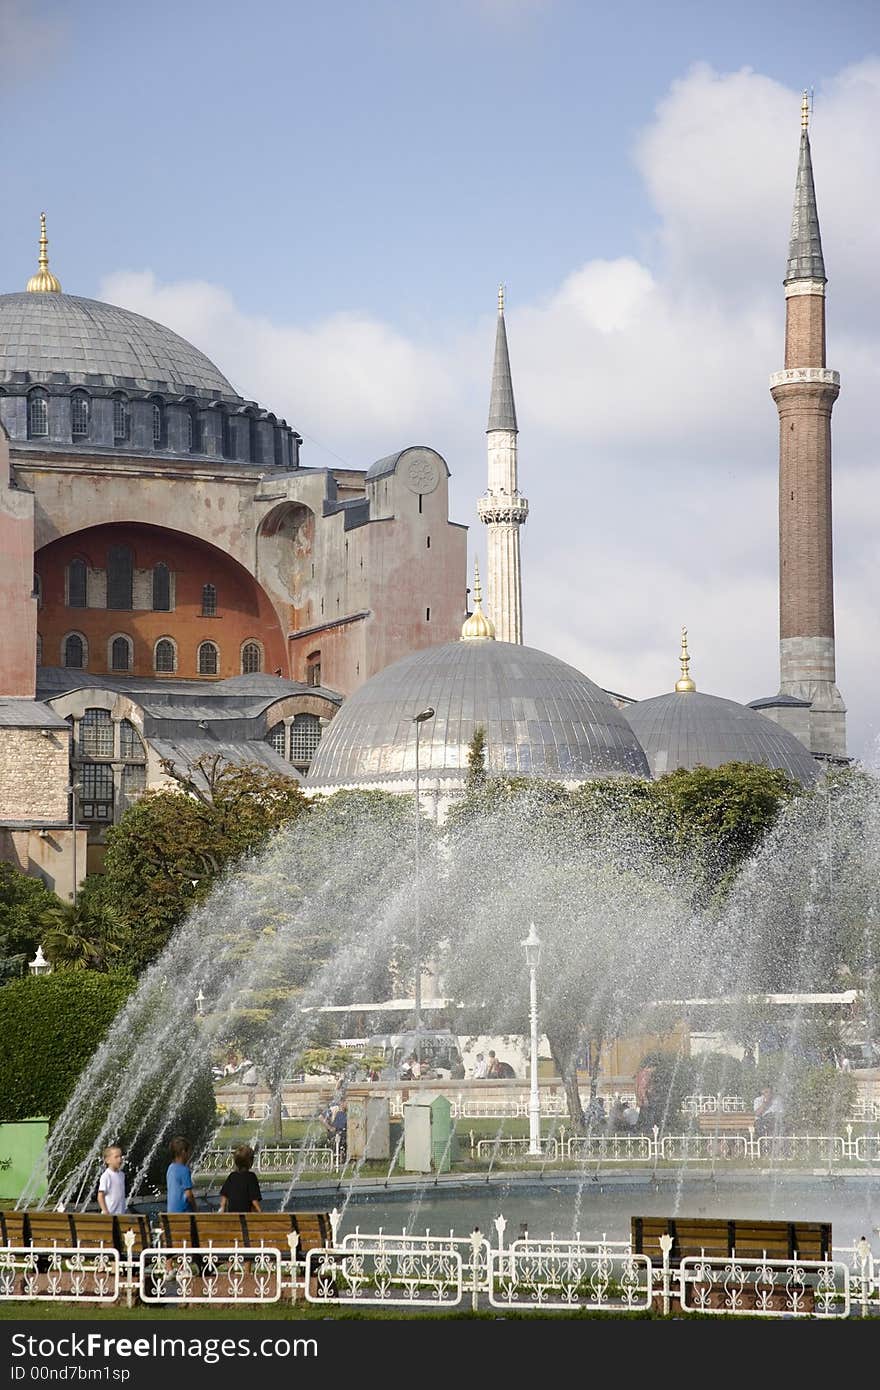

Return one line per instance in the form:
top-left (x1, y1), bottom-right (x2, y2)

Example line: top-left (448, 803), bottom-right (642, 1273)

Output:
top-left (95, 1136), bottom-right (265, 1217)
top-left (470, 1051), bottom-right (516, 1079)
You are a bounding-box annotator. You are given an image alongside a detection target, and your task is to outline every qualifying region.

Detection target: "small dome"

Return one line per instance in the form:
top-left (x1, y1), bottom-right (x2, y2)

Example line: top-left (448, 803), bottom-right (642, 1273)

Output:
top-left (307, 638), bottom-right (650, 789)
top-left (0, 292), bottom-right (237, 397)
top-left (624, 689), bottom-right (819, 784)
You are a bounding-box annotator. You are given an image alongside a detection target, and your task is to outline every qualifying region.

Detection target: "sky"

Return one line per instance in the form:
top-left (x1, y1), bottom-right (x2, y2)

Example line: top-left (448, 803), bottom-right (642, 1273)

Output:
top-left (1, 0), bottom-right (878, 757)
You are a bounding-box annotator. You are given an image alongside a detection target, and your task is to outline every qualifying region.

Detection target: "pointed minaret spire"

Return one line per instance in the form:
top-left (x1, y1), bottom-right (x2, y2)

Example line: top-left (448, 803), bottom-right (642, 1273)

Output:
top-left (487, 283), bottom-right (518, 432)
top-left (769, 90), bottom-right (846, 759)
top-left (26, 212), bottom-right (62, 294)
top-left (478, 286), bottom-right (528, 643)
top-left (785, 92), bottom-right (825, 285)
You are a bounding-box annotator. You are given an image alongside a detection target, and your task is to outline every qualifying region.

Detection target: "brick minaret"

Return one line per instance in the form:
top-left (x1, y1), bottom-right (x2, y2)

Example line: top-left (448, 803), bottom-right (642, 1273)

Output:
top-left (477, 286), bottom-right (528, 643)
top-left (769, 93), bottom-right (846, 759)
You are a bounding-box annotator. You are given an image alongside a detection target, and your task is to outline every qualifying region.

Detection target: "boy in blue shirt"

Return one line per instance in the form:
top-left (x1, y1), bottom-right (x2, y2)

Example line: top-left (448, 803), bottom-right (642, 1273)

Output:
top-left (166, 1136), bottom-right (197, 1213)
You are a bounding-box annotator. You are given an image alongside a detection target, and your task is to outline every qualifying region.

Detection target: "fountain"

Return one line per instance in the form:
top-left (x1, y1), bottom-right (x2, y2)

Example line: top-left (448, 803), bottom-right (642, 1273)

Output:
top-left (16, 766), bottom-right (880, 1268)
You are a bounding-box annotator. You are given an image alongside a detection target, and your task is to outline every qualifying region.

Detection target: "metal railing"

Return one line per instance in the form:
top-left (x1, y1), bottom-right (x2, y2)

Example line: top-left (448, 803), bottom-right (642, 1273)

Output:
top-left (1, 1218), bottom-right (877, 1317)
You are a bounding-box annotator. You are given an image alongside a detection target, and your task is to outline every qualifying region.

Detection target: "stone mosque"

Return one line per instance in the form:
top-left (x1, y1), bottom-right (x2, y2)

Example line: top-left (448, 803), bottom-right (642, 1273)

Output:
top-left (0, 96), bottom-right (847, 893)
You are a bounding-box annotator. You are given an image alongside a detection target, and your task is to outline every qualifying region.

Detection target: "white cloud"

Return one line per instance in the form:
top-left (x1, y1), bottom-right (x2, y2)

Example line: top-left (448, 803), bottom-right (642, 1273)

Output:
top-left (99, 60), bottom-right (880, 758)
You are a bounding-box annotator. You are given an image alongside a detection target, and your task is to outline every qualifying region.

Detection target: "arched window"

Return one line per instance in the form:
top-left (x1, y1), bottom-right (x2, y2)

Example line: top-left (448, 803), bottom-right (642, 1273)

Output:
top-left (267, 723), bottom-right (286, 757)
top-left (36, 632), bottom-right (42, 665)
top-left (107, 544), bottom-right (133, 610)
top-left (198, 641), bottom-right (219, 676)
top-left (306, 651), bottom-right (321, 687)
top-left (110, 635), bottom-right (133, 671)
top-left (152, 562), bottom-right (171, 612)
top-left (28, 390), bottom-right (48, 439)
top-left (154, 637), bottom-right (177, 674)
top-left (67, 558), bottom-right (88, 608)
top-left (241, 641), bottom-right (262, 674)
top-left (80, 707), bottom-right (114, 757)
top-left (151, 399), bottom-right (165, 448)
top-left (122, 763), bottom-right (146, 800)
top-left (119, 718), bottom-right (145, 760)
top-left (78, 764), bottom-right (114, 822)
top-left (113, 394), bottom-right (129, 444)
top-left (70, 391), bottom-right (90, 439)
top-left (201, 583), bottom-right (217, 617)
top-left (63, 632), bottom-right (85, 668)
top-left (290, 713), bottom-right (322, 768)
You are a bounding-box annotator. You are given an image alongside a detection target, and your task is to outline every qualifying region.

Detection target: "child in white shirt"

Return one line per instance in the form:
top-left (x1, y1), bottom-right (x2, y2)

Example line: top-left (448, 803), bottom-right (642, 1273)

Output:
top-left (97, 1145), bottom-right (127, 1215)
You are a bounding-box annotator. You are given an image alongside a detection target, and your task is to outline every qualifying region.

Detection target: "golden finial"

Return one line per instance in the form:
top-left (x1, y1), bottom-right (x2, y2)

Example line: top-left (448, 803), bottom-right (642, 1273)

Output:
top-left (674, 625), bottom-right (696, 693)
top-left (498, 283), bottom-right (505, 314)
top-left (801, 89), bottom-right (810, 131)
top-left (26, 212), bottom-right (62, 293)
top-left (461, 558), bottom-right (496, 641)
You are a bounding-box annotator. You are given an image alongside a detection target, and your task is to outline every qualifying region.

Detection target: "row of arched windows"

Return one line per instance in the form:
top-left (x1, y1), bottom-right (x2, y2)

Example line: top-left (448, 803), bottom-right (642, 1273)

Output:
top-left (64, 556), bottom-right (219, 617)
top-left (57, 632), bottom-right (263, 676)
top-left (25, 389), bottom-right (283, 462)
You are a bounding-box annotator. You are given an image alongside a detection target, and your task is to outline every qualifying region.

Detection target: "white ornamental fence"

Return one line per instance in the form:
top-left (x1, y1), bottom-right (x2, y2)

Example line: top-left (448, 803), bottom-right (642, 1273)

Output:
top-left (0, 1214), bottom-right (876, 1317)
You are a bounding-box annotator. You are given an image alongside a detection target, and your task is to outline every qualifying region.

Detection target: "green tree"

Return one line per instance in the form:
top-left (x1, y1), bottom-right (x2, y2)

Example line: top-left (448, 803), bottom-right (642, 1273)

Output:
top-left (99, 757), bottom-right (311, 972)
top-left (0, 864), bottom-right (66, 982)
top-left (466, 725), bottom-right (487, 791)
top-left (655, 762), bottom-right (800, 899)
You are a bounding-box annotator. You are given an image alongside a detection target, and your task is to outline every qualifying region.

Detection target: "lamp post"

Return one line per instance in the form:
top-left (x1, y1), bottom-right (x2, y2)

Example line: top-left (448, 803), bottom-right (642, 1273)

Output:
top-left (522, 922), bottom-right (542, 1155)
top-left (67, 783), bottom-right (81, 909)
top-left (195, 988), bottom-right (205, 1017)
top-left (411, 707), bottom-right (435, 1037)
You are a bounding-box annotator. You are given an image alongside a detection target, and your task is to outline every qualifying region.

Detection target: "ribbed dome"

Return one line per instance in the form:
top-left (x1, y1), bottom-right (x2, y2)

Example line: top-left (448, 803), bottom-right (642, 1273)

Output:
top-left (0, 292), bottom-right (238, 397)
top-left (307, 639), bottom-right (650, 789)
top-left (624, 690), bottom-right (819, 784)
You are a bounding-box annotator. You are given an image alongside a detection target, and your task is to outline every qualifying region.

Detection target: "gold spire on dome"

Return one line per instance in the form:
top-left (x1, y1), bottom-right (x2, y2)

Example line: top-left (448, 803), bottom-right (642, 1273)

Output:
top-left (674, 626), bottom-right (696, 693)
top-left (801, 89), bottom-right (810, 131)
top-left (461, 559), bottom-right (496, 641)
top-left (25, 213), bottom-right (62, 293)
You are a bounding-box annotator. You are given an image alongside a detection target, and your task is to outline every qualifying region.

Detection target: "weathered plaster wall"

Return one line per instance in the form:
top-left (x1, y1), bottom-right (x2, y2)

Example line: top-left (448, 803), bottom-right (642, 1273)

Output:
top-left (0, 726), bottom-right (70, 820)
top-left (0, 429), bottom-right (37, 696)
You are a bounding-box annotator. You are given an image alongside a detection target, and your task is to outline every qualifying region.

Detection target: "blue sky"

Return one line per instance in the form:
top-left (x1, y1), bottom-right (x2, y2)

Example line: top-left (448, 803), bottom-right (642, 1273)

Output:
top-left (3, 0), bottom-right (877, 324)
top-left (2, 0), bottom-right (879, 756)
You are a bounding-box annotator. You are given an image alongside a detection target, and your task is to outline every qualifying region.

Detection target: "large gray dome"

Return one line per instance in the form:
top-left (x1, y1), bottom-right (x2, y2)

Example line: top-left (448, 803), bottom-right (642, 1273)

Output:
top-left (0, 292), bottom-right (237, 397)
top-left (624, 690), bottom-right (819, 784)
top-left (307, 639), bottom-right (650, 788)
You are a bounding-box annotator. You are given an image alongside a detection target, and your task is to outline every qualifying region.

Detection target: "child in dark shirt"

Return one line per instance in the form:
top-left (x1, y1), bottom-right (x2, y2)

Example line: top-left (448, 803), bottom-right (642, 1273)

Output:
top-left (219, 1144), bottom-right (262, 1213)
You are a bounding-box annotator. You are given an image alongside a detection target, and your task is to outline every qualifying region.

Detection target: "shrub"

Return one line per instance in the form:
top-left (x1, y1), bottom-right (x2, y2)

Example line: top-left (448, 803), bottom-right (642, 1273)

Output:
top-left (785, 1067), bottom-right (857, 1133)
top-left (0, 972), bottom-right (134, 1123)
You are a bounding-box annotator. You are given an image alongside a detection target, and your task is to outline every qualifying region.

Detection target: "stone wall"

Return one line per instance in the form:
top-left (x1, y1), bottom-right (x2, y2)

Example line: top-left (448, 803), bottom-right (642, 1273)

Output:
top-left (0, 727), bottom-right (70, 821)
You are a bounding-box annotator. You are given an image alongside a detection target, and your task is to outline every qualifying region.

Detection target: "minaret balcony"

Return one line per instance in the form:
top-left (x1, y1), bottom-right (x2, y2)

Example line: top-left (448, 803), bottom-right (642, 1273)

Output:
top-left (769, 367), bottom-right (839, 389)
top-left (478, 495), bottom-right (529, 525)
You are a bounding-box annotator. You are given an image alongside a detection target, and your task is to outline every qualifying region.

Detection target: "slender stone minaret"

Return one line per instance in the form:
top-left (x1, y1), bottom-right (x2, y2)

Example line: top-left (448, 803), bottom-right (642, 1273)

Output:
top-left (477, 285), bottom-right (528, 644)
top-left (769, 92), bottom-right (846, 759)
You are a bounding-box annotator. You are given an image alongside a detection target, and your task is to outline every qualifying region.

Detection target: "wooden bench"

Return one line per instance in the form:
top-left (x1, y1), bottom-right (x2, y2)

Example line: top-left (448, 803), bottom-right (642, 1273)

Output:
top-left (0, 1212), bottom-right (27, 1247)
top-left (632, 1216), bottom-right (832, 1263)
top-left (696, 1112), bottom-right (753, 1135)
top-left (632, 1216), bottom-right (833, 1312)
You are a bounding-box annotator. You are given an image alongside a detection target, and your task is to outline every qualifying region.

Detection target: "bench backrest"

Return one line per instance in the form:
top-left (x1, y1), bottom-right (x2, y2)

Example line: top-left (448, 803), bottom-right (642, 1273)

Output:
top-left (24, 1213), bottom-right (78, 1247)
top-left (192, 1214), bottom-right (249, 1247)
top-left (0, 1212), bottom-right (27, 1247)
top-left (631, 1216), bottom-right (832, 1262)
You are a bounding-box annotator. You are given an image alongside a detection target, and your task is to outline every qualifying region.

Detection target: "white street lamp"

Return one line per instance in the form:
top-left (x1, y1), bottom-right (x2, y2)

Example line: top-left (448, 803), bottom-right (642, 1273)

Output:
top-left (411, 707), bottom-right (434, 1038)
top-left (522, 921), bottom-right (542, 1155)
top-left (28, 945), bottom-right (52, 976)
top-left (195, 988), bottom-right (206, 1016)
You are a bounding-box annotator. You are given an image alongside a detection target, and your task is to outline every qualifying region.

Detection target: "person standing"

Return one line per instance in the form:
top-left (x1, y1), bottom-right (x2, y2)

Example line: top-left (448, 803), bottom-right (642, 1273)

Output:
top-left (166, 1136), bottom-right (197, 1213)
top-left (96, 1145), bottom-right (127, 1216)
top-left (472, 1053), bottom-right (487, 1079)
top-left (219, 1145), bottom-right (262, 1214)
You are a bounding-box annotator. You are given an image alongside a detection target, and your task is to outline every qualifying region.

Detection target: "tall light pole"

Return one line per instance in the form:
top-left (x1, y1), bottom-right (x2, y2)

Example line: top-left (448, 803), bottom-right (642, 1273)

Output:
top-left (522, 922), bottom-right (543, 1155)
top-left (412, 707), bottom-right (435, 1037)
top-left (67, 782), bottom-right (81, 909)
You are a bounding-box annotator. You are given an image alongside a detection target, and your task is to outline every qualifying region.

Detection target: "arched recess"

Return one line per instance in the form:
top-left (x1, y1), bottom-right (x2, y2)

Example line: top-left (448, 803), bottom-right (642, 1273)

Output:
top-left (257, 501), bottom-right (315, 604)
top-left (35, 521), bottom-right (289, 680)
